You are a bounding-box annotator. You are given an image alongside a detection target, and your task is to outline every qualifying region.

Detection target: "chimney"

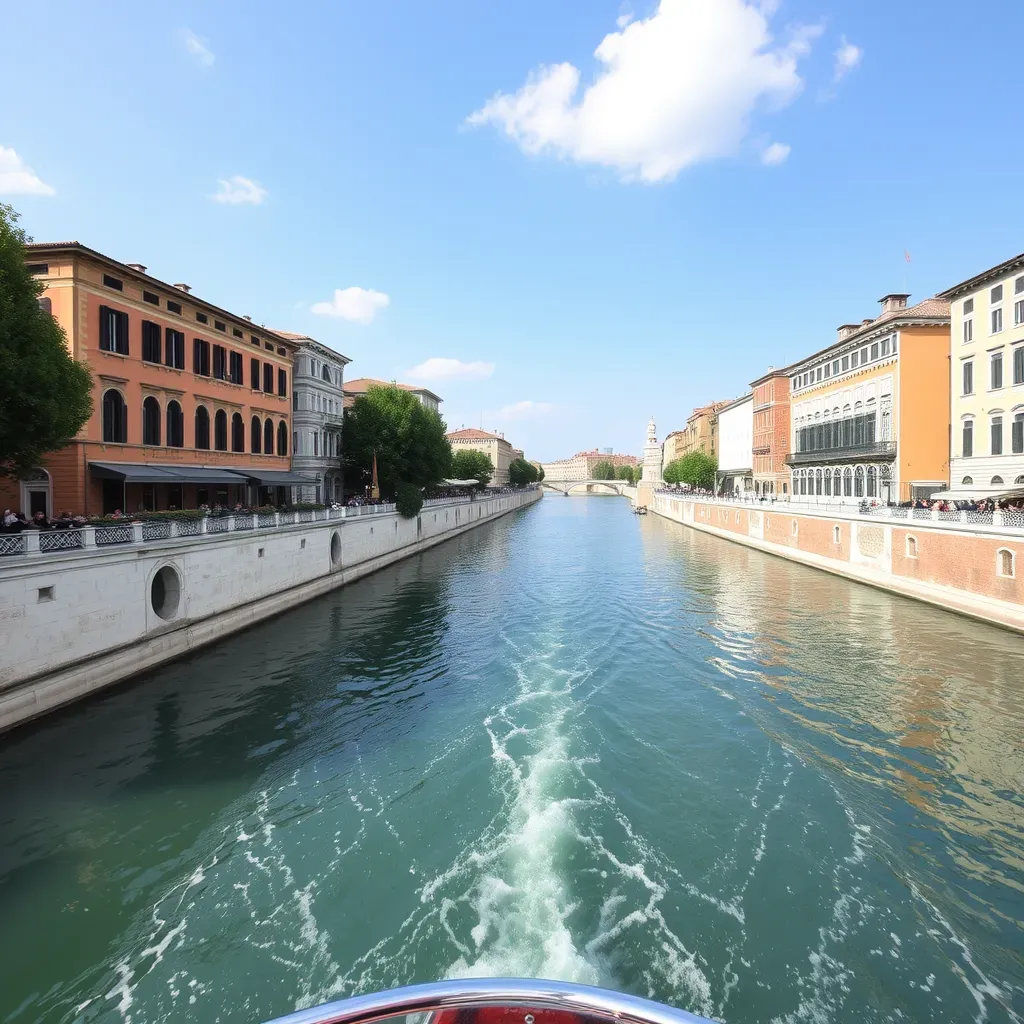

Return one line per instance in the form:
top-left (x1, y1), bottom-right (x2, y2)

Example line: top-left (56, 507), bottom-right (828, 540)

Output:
top-left (173, 282), bottom-right (191, 293)
top-left (837, 324), bottom-right (860, 341)
top-left (244, 315), bottom-right (252, 321)
top-left (879, 293), bottom-right (910, 314)
top-left (126, 263), bottom-right (147, 273)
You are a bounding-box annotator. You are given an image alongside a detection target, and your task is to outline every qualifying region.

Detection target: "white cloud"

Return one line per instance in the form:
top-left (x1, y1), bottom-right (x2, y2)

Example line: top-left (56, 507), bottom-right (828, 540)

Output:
top-left (760, 141), bottom-right (790, 165)
top-left (616, 13), bottom-right (633, 29)
top-left (493, 400), bottom-right (554, 420)
top-left (210, 175), bottom-right (268, 205)
top-left (311, 287), bottom-right (390, 325)
top-left (0, 147), bottom-right (55, 196)
top-left (466, 0), bottom-right (820, 182)
top-left (833, 37), bottom-right (862, 81)
top-left (183, 30), bottom-right (215, 67)
top-left (407, 358), bottom-right (495, 382)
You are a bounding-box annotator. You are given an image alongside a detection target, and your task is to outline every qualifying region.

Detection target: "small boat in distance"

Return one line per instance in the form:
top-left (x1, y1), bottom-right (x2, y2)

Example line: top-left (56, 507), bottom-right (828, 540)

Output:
top-left (632, 505), bottom-right (648, 515)
top-left (263, 978), bottom-right (713, 1024)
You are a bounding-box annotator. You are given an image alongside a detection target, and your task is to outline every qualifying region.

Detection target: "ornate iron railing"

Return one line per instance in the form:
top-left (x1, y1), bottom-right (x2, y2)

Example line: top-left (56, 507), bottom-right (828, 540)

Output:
top-left (39, 530), bottom-right (84, 553)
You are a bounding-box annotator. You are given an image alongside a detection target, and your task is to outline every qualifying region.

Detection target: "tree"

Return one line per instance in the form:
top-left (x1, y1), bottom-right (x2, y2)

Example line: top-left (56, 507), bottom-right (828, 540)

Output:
top-left (342, 384), bottom-right (451, 499)
top-left (592, 460), bottom-right (616, 480)
top-left (535, 463), bottom-right (545, 482)
top-left (508, 457), bottom-right (539, 487)
top-left (395, 482), bottom-right (424, 518)
top-left (665, 451), bottom-right (717, 490)
top-left (616, 465), bottom-right (633, 482)
top-left (0, 203), bottom-right (92, 479)
top-left (451, 448), bottom-right (493, 489)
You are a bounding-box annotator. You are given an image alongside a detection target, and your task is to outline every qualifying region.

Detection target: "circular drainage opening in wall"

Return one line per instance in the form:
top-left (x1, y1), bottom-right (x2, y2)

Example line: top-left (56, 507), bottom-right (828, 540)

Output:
top-left (151, 565), bottom-right (181, 620)
top-left (330, 530), bottom-right (342, 567)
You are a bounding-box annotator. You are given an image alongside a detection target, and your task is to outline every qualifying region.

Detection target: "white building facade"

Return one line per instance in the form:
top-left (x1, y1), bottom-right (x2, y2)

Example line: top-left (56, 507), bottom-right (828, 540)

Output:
top-left (716, 394), bottom-right (754, 494)
top-left (282, 334), bottom-right (351, 503)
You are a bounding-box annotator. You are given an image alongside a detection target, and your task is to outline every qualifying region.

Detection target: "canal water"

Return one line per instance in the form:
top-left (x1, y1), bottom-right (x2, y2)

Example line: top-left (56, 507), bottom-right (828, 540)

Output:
top-left (1, 497), bottom-right (1022, 1024)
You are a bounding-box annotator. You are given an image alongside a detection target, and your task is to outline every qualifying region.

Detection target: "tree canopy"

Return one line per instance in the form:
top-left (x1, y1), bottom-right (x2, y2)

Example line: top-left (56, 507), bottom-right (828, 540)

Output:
top-left (508, 457), bottom-right (540, 487)
top-left (451, 448), bottom-right (493, 489)
top-left (0, 203), bottom-right (92, 479)
top-left (592, 460), bottom-right (617, 480)
top-left (342, 384), bottom-right (451, 498)
top-left (664, 451), bottom-right (717, 490)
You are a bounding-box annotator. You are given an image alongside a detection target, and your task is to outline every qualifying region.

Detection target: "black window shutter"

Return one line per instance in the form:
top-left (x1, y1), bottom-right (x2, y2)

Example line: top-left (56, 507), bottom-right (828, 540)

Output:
top-left (99, 306), bottom-right (110, 350)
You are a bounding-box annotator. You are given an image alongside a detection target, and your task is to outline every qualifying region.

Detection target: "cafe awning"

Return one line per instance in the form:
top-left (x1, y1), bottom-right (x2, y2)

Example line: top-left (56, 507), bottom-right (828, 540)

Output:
top-left (242, 470), bottom-right (318, 486)
top-left (89, 462), bottom-right (249, 485)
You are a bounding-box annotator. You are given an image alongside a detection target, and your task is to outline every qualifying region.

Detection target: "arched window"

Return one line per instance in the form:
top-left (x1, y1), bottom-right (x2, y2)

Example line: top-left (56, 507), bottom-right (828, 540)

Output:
top-left (843, 467), bottom-right (853, 496)
top-left (264, 418), bottom-right (274, 455)
top-left (815, 468), bottom-right (823, 495)
top-left (232, 413), bottom-right (245, 453)
top-left (214, 409), bottom-right (228, 451)
top-left (824, 469), bottom-right (832, 496)
top-left (906, 536), bottom-right (918, 558)
top-left (195, 405), bottom-right (210, 450)
top-left (142, 396), bottom-right (161, 446)
top-left (251, 415), bottom-right (262, 454)
top-left (833, 468), bottom-right (842, 495)
top-left (102, 389), bottom-right (128, 443)
top-left (867, 466), bottom-right (877, 497)
top-left (854, 466), bottom-right (865, 497)
top-left (166, 400), bottom-right (184, 447)
top-left (1016, 475), bottom-right (1024, 485)
top-left (962, 476), bottom-right (974, 485)
top-left (277, 420), bottom-right (288, 456)
top-left (991, 475), bottom-right (1004, 486)
top-left (997, 548), bottom-right (1015, 578)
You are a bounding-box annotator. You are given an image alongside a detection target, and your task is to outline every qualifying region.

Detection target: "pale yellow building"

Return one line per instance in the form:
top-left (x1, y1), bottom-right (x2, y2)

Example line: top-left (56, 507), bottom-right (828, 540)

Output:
top-left (447, 428), bottom-right (516, 486)
top-left (939, 251), bottom-right (1024, 494)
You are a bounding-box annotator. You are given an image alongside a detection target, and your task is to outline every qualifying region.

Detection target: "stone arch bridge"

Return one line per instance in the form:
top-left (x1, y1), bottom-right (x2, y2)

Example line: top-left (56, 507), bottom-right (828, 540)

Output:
top-left (541, 479), bottom-right (631, 496)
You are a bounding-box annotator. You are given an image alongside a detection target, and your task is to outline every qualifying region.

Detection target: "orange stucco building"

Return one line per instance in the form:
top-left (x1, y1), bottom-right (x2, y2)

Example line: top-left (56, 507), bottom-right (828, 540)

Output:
top-left (786, 294), bottom-right (951, 504)
top-left (750, 368), bottom-right (792, 497)
top-left (3, 243), bottom-right (303, 516)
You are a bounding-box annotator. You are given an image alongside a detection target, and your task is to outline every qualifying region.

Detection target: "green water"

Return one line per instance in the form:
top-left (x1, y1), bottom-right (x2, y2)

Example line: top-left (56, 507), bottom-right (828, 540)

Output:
top-left (1, 498), bottom-right (1022, 1024)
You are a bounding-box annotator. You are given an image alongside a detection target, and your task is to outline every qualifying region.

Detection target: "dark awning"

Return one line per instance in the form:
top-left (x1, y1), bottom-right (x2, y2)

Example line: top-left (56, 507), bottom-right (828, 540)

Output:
top-left (89, 462), bottom-right (250, 485)
top-left (89, 462), bottom-right (181, 483)
top-left (242, 470), bottom-right (318, 486)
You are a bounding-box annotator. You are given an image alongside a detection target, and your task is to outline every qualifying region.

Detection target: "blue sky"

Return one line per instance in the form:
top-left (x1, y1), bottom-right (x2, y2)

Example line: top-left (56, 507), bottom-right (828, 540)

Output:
top-left (2, 0), bottom-right (1023, 462)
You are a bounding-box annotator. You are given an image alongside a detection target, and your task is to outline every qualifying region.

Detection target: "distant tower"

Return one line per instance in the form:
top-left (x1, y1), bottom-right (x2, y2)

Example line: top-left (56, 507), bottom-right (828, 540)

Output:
top-left (637, 416), bottom-right (663, 507)
top-left (641, 416), bottom-right (662, 483)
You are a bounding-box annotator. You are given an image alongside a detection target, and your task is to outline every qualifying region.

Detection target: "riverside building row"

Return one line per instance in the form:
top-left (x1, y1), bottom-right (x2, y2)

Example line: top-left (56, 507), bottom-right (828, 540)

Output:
top-left (667, 249), bottom-right (1024, 504)
top-left (2, 242), bottom-right (464, 516)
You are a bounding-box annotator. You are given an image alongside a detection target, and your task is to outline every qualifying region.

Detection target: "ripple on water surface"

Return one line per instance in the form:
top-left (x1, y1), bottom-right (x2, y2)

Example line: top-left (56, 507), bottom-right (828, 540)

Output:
top-left (0, 498), bottom-right (1022, 1024)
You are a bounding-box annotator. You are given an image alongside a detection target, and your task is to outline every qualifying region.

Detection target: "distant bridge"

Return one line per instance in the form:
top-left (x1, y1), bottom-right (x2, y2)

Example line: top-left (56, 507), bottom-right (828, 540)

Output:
top-left (541, 479), bottom-right (632, 496)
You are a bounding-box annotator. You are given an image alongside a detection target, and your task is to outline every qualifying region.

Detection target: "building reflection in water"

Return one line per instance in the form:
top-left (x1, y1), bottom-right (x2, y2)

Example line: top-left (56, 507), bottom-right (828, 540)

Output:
top-left (638, 513), bottom-right (1024, 930)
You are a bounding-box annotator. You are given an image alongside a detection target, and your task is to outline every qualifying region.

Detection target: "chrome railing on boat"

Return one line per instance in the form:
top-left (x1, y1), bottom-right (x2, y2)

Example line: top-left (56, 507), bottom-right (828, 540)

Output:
top-left (262, 979), bottom-right (714, 1024)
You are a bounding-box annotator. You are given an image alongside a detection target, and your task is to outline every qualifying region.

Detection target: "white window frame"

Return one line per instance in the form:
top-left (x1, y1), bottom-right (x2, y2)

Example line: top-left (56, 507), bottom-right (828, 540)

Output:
top-left (992, 307), bottom-right (1003, 334)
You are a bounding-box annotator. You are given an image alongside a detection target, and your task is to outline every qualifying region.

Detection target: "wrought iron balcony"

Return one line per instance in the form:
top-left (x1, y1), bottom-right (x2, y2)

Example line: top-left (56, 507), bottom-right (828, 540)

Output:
top-left (785, 441), bottom-right (896, 465)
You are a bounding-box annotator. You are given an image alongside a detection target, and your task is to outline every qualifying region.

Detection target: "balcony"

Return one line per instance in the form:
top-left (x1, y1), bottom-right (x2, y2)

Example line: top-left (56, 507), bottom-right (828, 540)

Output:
top-left (786, 441), bottom-right (896, 466)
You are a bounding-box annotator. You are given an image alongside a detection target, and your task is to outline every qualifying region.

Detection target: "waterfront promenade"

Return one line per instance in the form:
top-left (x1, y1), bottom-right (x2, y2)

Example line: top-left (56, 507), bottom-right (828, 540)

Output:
top-left (0, 488), bottom-right (541, 731)
top-left (651, 488), bottom-right (1024, 632)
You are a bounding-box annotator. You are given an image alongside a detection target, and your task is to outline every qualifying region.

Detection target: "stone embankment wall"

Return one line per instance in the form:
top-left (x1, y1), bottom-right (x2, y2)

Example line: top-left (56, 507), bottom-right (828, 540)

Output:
top-left (0, 489), bottom-right (541, 731)
top-left (652, 493), bottom-right (1024, 633)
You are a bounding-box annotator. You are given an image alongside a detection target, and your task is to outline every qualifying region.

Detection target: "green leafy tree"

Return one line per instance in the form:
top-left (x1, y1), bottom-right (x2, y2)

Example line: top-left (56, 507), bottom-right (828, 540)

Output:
top-left (666, 451), bottom-right (717, 490)
top-left (342, 384), bottom-right (451, 499)
top-left (0, 203), bottom-right (92, 479)
top-left (535, 463), bottom-right (545, 482)
top-left (395, 482), bottom-right (424, 518)
top-left (508, 457), bottom-right (539, 487)
top-left (451, 448), bottom-right (493, 489)
top-left (616, 465), bottom-right (634, 482)
top-left (592, 459), bottom-right (616, 480)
